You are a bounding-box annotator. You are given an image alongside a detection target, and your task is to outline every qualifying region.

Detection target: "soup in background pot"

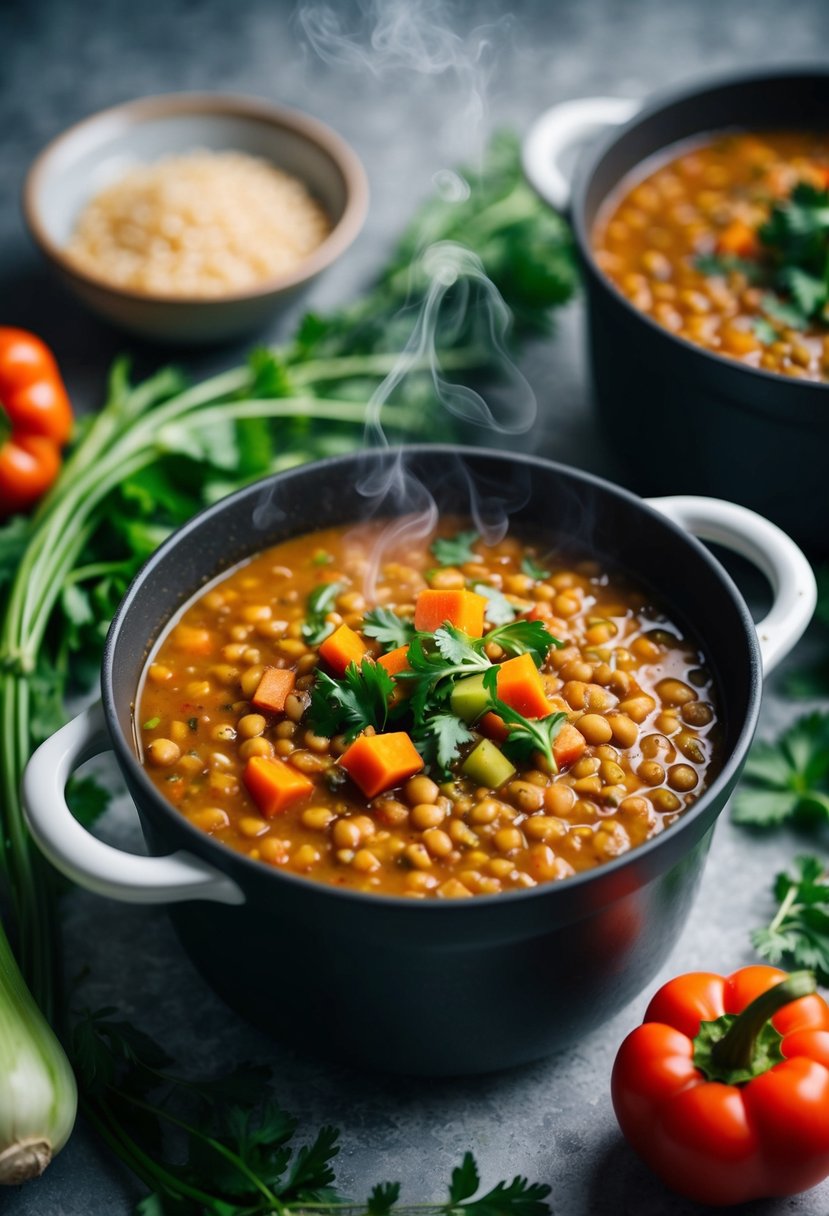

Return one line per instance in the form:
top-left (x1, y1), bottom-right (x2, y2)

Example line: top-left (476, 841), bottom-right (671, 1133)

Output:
top-left (137, 518), bottom-right (721, 898)
top-left (592, 130), bottom-right (829, 381)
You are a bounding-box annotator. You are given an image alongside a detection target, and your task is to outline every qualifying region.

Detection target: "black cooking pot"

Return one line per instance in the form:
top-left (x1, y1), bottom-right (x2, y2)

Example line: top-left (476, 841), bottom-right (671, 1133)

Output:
top-left (22, 448), bottom-right (814, 1075)
top-left (523, 68), bottom-right (829, 554)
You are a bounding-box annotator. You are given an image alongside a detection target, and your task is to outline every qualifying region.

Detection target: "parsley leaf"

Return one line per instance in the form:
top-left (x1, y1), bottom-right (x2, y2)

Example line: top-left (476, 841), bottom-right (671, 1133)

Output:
top-left (474, 583), bottom-right (517, 626)
top-left (695, 252), bottom-right (764, 281)
top-left (482, 667), bottom-right (567, 773)
top-left (449, 1152), bottom-right (480, 1203)
top-left (368, 1182), bottom-right (402, 1215)
top-left (301, 582), bottom-right (345, 645)
top-left (752, 856), bottom-right (829, 983)
top-left (760, 292), bottom-right (809, 331)
top-left (520, 555), bottom-right (550, 581)
top-left (431, 530), bottom-right (479, 566)
top-left (363, 607), bottom-right (415, 652)
top-left (309, 658), bottom-right (395, 741)
top-left (752, 316), bottom-right (779, 345)
top-left (732, 713), bottom-right (829, 826)
top-left (483, 619), bottom-right (560, 665)
top-left (414, 711), bottom-right (475, 773)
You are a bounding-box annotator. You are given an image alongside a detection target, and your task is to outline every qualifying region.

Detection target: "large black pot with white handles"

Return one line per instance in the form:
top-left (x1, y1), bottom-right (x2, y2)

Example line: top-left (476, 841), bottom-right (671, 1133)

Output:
top-left (23, 448), bottom-right (815, 1076)
top-left (523, 68), bottom-right (829, 554)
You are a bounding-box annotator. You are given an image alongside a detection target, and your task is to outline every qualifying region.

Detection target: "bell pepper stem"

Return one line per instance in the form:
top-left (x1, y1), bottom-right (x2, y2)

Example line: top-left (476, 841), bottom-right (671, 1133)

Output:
top-left (710, 971), bottom-right (816, 1073)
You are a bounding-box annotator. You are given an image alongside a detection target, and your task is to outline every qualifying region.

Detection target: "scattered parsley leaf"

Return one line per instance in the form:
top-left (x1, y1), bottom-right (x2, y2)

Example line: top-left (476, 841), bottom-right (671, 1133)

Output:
top-left (143, 717), bottom-right (161, 730)
top-left (431, 530), bottom-right (479, 566)
top-left (732, 713), bottom-right (829, 826)
top-left (752, 316), bottom-right (779, 345)
top-left (474, 583), bottom-right (517, 626)
top-left (433, 623), bottom-right (488, 667)
top-left (695, 252), bottom-right (764, 281)
top-left (457, 1173), bottom-right (552, 1216)
top-left (368, 1181), bottom-right (401, 1215)
top-left (520, 556), bottom-right (550, 581)
top-left (760, 292), bottom-right (809, 331)
top-left (449, 1152), bottom-right (481, 1203)
top-left (363, 607), bottom-right (415, 652)
top-left (301, 582), bottom-right (345, 645)
top-left (752, 855), bottom-right (829, 983)
top-left (414, 711), bottom-right (475, 773)
top-left (309, 658), bottom-right (396, 741)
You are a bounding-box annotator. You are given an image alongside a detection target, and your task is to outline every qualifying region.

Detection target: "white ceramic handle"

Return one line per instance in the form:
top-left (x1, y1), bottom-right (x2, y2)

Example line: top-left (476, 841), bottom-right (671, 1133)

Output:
top-left (22, 701), bottom-right (245, 905)
top-left (647, 496), bottom-right (817, 674)
top-left (523, 96), bottom-right (640, 212)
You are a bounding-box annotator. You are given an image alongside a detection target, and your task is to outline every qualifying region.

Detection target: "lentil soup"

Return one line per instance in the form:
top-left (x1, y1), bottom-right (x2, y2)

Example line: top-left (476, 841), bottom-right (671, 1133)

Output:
top-left (138, 520), bottom-right (721, 899)
top-left (592, 131), bottom-right (829, 380)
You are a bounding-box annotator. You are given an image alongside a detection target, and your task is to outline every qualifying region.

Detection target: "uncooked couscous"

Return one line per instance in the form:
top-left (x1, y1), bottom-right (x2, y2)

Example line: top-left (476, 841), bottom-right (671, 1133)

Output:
top-left (65, 150), bottom-right (332, 298)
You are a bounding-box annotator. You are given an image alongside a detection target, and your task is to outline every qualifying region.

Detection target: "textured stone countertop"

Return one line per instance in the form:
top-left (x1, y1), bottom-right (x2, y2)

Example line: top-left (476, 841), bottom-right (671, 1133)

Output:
top-left (3, 0), bottom-right (829, 1212)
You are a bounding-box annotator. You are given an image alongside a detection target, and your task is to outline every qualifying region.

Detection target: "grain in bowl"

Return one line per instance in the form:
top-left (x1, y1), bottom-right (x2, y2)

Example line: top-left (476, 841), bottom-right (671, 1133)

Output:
top-left (64, 150), bottom-right (332, 298)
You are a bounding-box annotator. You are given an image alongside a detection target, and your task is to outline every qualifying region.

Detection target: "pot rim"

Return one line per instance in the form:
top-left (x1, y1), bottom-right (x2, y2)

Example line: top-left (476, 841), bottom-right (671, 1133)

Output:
top-left (102, 445), bottom-right (763, 912)
top-left (570, 63), bottom-right (829, 400)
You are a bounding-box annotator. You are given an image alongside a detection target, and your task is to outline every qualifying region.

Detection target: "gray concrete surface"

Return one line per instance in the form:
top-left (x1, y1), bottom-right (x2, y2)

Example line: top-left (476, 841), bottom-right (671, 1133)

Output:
top-left (2, 0), bottom-right (829, 1212)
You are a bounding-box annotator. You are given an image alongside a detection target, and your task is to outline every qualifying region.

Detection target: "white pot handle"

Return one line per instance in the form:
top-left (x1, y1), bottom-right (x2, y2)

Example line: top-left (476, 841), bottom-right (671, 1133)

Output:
top-left (523, 96), bottom-right (640, 212)
top-left (22, 701), bottom-right (245, 905)
top-left (647, 496), bottom-right (817, 675)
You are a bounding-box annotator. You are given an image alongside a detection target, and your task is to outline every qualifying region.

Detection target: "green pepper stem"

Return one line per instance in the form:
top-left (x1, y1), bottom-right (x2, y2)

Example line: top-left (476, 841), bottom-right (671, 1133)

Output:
top-left (710, 971), bottom-right (816, 1073)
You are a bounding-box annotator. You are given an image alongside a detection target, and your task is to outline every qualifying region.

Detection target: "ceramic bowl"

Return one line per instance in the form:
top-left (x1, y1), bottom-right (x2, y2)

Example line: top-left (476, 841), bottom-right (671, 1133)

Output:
top-left (23, 92), bottom-right (368, 344)
top-left (22, 447), bottom-right (816, 1075)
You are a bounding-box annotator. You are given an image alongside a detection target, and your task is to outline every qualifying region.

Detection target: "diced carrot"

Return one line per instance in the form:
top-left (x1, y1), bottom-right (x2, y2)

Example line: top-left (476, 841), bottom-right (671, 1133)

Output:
top-left (377, 645), bottom-right (410, 677)
top-left (339, 731), bottom-right (424, 797)
top-left (479, 711), bottom-right (510, 743)
top-left (318, 623), bottom-right (368, 676)
top-left (553, 722), bottom-right (587, 770)
top-left (414, 588), bottom-right (486, 637)
top-left (716, 220), bottom-right (758, 259)
top-left (243, 755), bottom-right (314, 818)
top-left (251, 667), bottom-right (296, 714)
top-left (524, 603), bottom-right (553, 623)
top-left (172, 624), bottom-right (215, 655)
top-left (496, 653), bottom-right (551, 719)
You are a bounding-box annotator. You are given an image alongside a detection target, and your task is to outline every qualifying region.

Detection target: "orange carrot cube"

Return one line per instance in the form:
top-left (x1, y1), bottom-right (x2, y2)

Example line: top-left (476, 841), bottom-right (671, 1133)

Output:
top-left (377, 645), bottom-right (410, 678)
top-left (243, 755), bottom-right (314, 818)
top-left (414, 589), bottom-right (486, 637)
top-left (495, 653), bottom-right (551, 719)
top-left (552, 722), bottom-right (587, 770)
top-left (318, 623), bottom-right (368, 676)
top-left (716, 220), bottom-right (758, 259)
top-left (479, 711), bottom-right (510, 743)
top-left (251, 667), bottom-right (296, 714)
top-left (339, 731), bottom-right (424, 798)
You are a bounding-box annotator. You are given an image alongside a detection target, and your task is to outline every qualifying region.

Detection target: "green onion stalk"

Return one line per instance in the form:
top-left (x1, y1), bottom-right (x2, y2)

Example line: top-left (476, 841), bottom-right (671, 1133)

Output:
top-left (0, 347), bottom-right (467, 1181)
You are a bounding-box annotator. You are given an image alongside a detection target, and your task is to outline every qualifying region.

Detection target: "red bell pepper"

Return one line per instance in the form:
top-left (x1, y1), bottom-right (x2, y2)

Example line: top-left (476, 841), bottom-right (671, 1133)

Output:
top-left (612, 965), bottom-right (829, 1206)
top-left (0, 327), bottom-right (73, 517)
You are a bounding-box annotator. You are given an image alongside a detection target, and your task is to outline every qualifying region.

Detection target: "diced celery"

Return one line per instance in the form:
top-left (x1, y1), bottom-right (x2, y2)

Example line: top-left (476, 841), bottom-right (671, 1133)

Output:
top-left (461, 738), bottom-right (515, 789)
top-left (450, 673), bottom-right (490, 724)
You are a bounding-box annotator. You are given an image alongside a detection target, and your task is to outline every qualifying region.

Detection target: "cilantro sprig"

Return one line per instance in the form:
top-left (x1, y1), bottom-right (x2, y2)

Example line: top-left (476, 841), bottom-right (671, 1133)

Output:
top-left (732, 713), bottom-right (829, 826)
top-left (753, 856), bottom-right (829, 983)
top-left (73, 1010), bottom-right (553, 1216)
top-left (431, 530), bottom-right (479, 566)
top-left (363, 606), bottom-right (415, 652)
top-left (473, 582), bottom-right (517, 626)
top-left (301, 582), bottom-right (345, 646)
top-left (310, 658), bottom-right (396, 741)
